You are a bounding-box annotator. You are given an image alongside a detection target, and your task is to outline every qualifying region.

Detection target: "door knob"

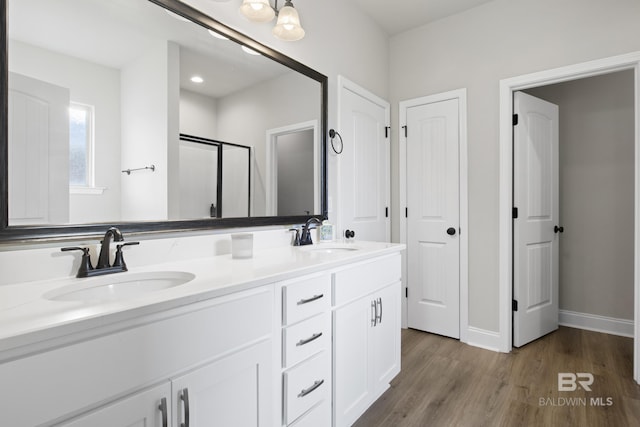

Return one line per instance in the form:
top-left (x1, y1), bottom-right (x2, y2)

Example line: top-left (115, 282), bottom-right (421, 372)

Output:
top-left (554, 225), bottom-right (564, 233)
top-left (446, 227), bottom-right (456, 236)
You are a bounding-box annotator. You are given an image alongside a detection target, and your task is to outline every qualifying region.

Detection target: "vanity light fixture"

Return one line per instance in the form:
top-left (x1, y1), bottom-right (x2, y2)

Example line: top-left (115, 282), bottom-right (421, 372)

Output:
top-left (239, 0), bottom-right (305, 41)
top-left (191, 76), bottom-right (204, 83)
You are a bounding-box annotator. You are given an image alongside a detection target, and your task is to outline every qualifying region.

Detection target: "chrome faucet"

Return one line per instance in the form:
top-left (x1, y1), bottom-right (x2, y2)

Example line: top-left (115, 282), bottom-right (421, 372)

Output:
top-left (299, 217), bottom-right (322, 246)
top-left (97, 227), bottom-right (124, 269)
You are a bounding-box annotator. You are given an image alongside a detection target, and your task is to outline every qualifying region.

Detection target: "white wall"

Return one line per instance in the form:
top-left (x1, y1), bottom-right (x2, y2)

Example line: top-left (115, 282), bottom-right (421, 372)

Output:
top-left (525, 70), bottom-right (635, 321)
top-left (121, 41), bottom-right (180, 221)
top-left (390, 0), bottom-right (640, 332)
top-left (8, 40), bottom-right (121, 223)
top-left (180, 89), bottom-right (218, 138)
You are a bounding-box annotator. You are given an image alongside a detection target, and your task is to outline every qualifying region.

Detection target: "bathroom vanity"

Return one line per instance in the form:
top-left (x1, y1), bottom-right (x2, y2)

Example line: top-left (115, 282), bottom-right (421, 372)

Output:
top-left (0, 241), bottom-right (403, 427)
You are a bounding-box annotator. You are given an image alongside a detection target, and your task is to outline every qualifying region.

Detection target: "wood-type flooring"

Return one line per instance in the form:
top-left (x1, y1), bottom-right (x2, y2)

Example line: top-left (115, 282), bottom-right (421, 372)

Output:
top-left (353, 327), bottom-right (640, 427)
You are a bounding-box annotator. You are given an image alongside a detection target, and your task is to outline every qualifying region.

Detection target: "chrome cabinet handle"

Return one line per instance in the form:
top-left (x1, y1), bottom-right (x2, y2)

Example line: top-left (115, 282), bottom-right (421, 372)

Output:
top-left (376, 297), bottom-right (383, 324)
top-left (296, 332), bottom-right (323, 347)
top-left (158, 397), bottom-right (168, 427)
top-left (298, 379), bottom-right (325, 398)
top-left (297, 294), bottom-right (324, 305)
top-left (180, 388), bottom-right (190, 427)
top-left (371, 300), bottom-right (377, 326)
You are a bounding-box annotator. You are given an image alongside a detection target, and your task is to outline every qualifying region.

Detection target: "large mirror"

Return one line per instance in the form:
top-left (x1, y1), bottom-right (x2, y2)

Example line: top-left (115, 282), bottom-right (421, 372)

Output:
top-left (0, 0), bottom-right (327, 241)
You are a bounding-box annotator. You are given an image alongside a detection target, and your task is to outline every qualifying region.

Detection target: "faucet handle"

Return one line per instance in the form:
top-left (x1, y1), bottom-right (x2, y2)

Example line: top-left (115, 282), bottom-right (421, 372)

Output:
top-left (61, 247), bottom-right (94, 277)
top-left (289, 228), bottom-right (301, 246)
top-left (113, 241), bottom-right (140, 270)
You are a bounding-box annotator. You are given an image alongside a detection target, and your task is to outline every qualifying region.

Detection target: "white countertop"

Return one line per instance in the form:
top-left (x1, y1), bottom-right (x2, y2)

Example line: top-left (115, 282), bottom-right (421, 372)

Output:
top-left (0, 241), bottom-right (404, 360)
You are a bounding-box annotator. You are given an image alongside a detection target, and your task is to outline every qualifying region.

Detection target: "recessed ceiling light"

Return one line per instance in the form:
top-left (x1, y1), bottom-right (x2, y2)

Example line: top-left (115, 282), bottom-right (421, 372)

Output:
top-left (208, 29), bottom-right (229, 40)
top-left (241, 45), bottom-right (261, 56)
top-left (191, 76), bottom-right (204, 84)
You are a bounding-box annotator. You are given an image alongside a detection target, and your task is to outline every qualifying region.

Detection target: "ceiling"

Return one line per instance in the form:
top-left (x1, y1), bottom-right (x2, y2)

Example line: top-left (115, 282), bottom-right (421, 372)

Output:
top-left (9, 0), bottom-right (289, 98)
top-left (347, 0), bottom-right (496, 35)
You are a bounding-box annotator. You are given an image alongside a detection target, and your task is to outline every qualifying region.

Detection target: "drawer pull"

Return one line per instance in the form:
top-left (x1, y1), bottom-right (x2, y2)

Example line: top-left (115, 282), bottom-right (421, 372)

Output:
top-left (297, 294), bottom-right (324, 305)
top-left (376, 297), bottom-right (383, 324)
top-left (296, 332), bottom-right (323, 347)
top-left (158, 397), bottom-right (168, 427)
top-left (298, 379), bottom-right (325, 398)
top-left (371, 300), bottom-right (377, 326)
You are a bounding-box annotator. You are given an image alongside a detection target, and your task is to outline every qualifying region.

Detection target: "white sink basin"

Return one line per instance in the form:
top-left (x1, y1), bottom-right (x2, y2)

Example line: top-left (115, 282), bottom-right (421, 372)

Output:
top-left (300, 244), bottom-right (359, 254)
top-left (44, 271), bottom-right (195, 302)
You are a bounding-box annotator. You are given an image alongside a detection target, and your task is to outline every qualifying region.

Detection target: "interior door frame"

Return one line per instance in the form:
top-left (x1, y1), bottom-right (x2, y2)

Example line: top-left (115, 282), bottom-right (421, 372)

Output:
top-left (399, 89), bottom-right (469, 339)
top-left (498, 52), bottom-right (640, 382)
top-left (265, 120), bottom-right (319, 216)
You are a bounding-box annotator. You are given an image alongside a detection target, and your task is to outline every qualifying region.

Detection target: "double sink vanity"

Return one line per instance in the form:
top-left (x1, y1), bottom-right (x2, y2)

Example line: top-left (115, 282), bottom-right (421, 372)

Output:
top-left (0, 237), bottom-right (403, 427)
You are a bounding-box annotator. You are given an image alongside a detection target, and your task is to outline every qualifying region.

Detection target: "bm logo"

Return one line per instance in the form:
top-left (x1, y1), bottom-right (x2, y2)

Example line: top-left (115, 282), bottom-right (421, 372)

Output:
top-left (558, 373), bottom-right (594, 391)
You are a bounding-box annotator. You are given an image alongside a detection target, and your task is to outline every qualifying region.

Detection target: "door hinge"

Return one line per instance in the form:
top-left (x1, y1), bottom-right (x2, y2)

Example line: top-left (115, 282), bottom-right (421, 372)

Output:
top-left (405, 287), bottom-right (408, 298)
top-left (385, 126), bottom-right (390, 138)
top-left (512, 207), bottom-right (518, 219)
top-left (512, 300), bottom-right (518, 311)
top-left (513, 114), bottom-right (519, 126)
top-left (385, 207), bottom-right (389, 218)
top-left (402, 125), bottom-right (407, 138)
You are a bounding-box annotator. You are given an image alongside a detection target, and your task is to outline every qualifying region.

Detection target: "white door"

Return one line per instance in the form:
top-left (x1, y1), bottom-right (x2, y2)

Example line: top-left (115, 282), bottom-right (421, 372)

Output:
top-left (338, 78), bottom-right (390, 242)
top-left (8, 72), bottom-right (69, 225)
top-left (513, 91), bottom-right (560, 347)
top-left (406, 98), bottom-right (460, 339)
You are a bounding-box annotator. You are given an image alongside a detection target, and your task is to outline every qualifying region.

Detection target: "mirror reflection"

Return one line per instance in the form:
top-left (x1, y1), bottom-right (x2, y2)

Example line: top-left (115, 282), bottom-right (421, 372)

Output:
top-left (6, 0), bottom-right (322, 226)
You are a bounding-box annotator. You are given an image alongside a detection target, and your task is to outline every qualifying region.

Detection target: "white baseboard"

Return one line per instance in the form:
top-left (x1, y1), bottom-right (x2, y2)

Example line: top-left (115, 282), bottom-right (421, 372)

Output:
top-left (463, 326), bottom-right (503, 352)
top-left (559, 310), bottom-right (634, 338)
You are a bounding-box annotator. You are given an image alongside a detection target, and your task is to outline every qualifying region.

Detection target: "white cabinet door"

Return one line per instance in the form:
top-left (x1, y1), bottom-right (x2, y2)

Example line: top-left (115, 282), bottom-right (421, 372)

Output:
top-left (333, 281), bottom-right (401, 427)
top-left (333, 296), bottom-right (373, 427)
top-left (371, 281), bottom-right (401, 396)
top-left (58, 382), bottom-right (171, 427)
top-left (172, 340), bottom-right (272, 427)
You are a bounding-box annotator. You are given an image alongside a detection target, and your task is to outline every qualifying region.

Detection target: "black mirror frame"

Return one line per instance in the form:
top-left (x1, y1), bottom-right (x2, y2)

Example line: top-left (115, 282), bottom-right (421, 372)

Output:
top-left (0, 0), bottom-right (328, 243)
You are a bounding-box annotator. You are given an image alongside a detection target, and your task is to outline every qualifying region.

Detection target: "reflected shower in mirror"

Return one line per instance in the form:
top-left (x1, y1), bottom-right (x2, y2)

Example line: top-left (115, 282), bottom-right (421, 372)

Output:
top-left (5, 0), bottom-right (323, 230)
top-left (178, 134), bottom-right (250, 219)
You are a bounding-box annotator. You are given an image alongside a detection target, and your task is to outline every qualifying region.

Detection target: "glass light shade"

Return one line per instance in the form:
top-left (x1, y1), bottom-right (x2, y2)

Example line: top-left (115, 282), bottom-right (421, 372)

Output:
top-left (272, 3), bottom-right (305, 41)
top-left (240, 0), bottom-right (275, 22)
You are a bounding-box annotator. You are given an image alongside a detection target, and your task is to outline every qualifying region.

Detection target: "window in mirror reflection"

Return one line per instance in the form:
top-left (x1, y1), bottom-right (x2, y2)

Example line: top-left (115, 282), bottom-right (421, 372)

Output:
top-left (69, 103), bottom-right (94, 188)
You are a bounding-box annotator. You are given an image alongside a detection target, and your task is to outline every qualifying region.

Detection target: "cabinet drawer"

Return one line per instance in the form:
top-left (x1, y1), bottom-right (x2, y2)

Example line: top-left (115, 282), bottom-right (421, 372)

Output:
top-left (283, 274), bottom-right (331, 325)
top-left (283, 312), bottom-right (330, 367)
top-left (289, 399), bottom-right (331, 427)
top-left (333, 253), bottom-right (401, 306)
top-left (284, 351), bottom-right (330, 425)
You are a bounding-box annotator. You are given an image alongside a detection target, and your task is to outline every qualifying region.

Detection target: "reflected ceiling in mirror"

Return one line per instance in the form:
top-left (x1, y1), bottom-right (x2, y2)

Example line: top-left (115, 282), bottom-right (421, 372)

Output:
top-left (1, 0), bottom-right (327, 241)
